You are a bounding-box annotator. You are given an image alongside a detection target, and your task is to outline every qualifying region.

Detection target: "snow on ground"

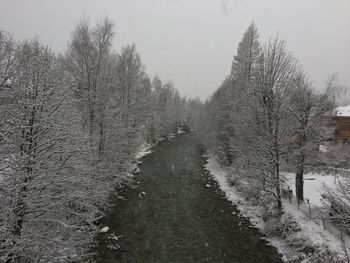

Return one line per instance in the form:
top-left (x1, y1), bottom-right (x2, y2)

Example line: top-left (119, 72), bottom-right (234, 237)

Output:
top-left (101, 142), bottom-right (153, 234)
top-left (283, 171), bottom-right (350, 252)
top-left (205, 156), bottom-right (265, 228)
top-left (135, 143), bottom-right (152, 159)
top-left (167, 133), bottom-right (176, 140)
top-left (133, 167), bottom-right (140, 174)
top-left (205, 157), bottom-right (289, 259)
top-left (177, 128), bottom-right (185, 134)
top-left (283, 202), bottom-right (343, 253)
top-left (283, 172), bottom-right (340, 208)
top-left (319, 144), bottom-right (328, 153)
top-left (205, 156), bottom-right (345, 261)
top-left (100, 226), bottom-right (109, 233)
top-left (136, 130), bottom-right (186, 160)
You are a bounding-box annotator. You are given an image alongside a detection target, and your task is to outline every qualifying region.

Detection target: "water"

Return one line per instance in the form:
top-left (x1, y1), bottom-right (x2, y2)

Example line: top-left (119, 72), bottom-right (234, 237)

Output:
top-left (95, 133), bottom-right (283, 263)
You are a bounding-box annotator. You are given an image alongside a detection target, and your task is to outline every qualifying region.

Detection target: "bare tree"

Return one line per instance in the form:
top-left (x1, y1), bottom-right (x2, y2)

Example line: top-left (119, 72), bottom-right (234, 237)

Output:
top-left (288, 72), bottom-right (337, 202)
top-left (0, 32), bottom-right (16, 90)
top-left (249, 37), bottom-right (297, 209)
top-left (115, 44), bottom-right (145, 150)
top-left (63, 18), bottom-right (114, 157)
top-left (0, 40), bottom-right (87, 262)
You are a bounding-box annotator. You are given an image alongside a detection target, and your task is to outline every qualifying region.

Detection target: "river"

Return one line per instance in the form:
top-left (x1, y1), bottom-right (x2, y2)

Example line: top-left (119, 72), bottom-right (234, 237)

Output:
top-left (95, 133), bottom-right (283, 263)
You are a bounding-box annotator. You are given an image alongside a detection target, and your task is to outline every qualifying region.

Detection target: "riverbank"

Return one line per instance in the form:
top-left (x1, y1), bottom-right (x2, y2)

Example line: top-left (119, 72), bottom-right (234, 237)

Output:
top-left (205, 156), bottom-right (345, 262)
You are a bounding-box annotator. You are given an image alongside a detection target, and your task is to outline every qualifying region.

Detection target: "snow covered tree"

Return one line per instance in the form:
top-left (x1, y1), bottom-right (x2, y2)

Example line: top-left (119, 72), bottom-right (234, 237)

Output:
top-left (288, 73), bottom-right (337, 202)
top-left (62, 18), bottom-right (114, 158)
top-left (115, 43), bottom-right (146, 151)
top-left (0, 32), bottom-right (16, 89)
top-left (148, 77), bottom-right (188, 140)
top-left (203, 78), bottom-right (236, 163)
top-left (211, 23), bottom-right (261, 164)
top-left (0, 40), bottom-right (99, 261)
top-left (249, 37), bottom-right (298, 209)
top-left (230, 22), bottom-right (260, 84)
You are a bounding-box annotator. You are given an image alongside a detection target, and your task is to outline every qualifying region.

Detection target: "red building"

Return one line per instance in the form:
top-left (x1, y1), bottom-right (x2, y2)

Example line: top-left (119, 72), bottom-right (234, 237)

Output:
top-left (334, 106), bottom-right (350, 142)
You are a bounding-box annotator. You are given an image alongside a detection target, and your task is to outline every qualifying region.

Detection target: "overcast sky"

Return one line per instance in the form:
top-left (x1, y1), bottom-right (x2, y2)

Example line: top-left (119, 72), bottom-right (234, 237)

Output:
top-left (1, 0), bottom-right (349, 100)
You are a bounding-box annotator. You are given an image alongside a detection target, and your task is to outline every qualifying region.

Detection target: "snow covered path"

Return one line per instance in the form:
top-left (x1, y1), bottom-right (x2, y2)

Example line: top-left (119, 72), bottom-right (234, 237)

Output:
top-left (94, 133), bottom-right (283, 262)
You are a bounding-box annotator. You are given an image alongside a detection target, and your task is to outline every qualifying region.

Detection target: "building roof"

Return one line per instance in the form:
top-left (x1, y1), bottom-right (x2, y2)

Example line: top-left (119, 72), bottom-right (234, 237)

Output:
top-left (335, 105), bottom-right (350, 117)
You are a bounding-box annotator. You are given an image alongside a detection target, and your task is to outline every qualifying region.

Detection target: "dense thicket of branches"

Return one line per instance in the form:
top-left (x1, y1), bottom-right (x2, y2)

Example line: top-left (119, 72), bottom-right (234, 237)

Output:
top-left (194, 23), bottom-right (337, 211)
top-left (0, 19), bottom-right (190, 262)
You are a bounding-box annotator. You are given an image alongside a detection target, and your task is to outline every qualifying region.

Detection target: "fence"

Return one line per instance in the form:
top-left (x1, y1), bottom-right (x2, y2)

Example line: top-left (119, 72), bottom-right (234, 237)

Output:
top-left (281, 189), bottom-right (350, 252)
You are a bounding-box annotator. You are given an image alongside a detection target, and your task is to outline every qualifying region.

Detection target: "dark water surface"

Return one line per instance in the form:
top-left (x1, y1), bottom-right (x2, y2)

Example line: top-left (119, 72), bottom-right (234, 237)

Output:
top-left (95, 133), bottom-right (283, 263)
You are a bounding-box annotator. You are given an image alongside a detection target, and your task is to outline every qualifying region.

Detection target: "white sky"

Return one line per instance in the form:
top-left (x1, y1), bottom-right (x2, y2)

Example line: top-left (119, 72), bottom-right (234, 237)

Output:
top-left (0, 0), bottom-right (349, 100)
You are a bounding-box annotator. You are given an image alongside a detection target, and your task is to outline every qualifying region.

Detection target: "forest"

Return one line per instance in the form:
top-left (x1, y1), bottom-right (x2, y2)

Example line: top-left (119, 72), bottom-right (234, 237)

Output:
top-left (0, 18), bottom-right (195, 261)
top-left (1, 16), bottom-right (350, 263)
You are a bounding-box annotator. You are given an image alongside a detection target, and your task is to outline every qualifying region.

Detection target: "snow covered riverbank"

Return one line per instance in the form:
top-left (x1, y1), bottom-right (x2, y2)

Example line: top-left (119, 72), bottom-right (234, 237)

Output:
top-left (205, 156), bottom-right (346, 262)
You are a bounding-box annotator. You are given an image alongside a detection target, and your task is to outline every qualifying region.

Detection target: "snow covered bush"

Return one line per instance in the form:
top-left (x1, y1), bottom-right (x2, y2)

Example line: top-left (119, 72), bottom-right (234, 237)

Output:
top-left (264, 216), bottom-right (283, 237)
top-left (278, 214), bottom-right (342, 263)
top-left (323, 177), bottom-right (350, 237)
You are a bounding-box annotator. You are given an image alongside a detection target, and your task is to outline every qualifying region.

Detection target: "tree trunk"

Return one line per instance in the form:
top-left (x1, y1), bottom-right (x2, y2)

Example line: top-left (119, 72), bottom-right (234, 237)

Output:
top-left (274, 109), bottom-right (282, 210)
top-left (295, 153), bottom-right (305, 202)
top-left (98, 119), bottom-right (104, 159)
top-left (224, 141), bottom-right (233, 164)
top-left (276, 185), bottom-right (282, 210)
top-left (296, 128), bottom-right (307, 202)
top-left (13, 194), bottom-right (27, 236)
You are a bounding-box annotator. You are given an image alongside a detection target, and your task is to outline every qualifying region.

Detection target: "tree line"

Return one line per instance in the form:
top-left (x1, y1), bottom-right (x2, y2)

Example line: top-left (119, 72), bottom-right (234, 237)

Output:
top-left (0, 18), bottom-right (191, 262)
top-left (193, 23), bottom-right (338, 210)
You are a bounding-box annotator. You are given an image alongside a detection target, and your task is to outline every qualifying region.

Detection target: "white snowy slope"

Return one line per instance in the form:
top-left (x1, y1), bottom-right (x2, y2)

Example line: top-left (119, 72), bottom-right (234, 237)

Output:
top-left (282, 172), bottom-right (340, 208)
